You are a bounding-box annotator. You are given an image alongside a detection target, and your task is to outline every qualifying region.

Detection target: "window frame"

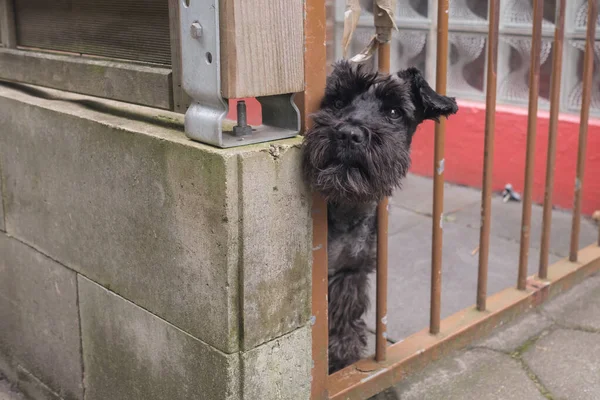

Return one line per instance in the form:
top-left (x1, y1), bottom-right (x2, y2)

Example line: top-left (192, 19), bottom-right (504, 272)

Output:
top-left (0, 0), bottom-right (189, 112)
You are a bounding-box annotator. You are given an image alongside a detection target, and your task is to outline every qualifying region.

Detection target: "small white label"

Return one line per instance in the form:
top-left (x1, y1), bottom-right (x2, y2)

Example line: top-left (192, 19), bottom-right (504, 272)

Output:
top-left (437, 159), bottom-right (445, 175)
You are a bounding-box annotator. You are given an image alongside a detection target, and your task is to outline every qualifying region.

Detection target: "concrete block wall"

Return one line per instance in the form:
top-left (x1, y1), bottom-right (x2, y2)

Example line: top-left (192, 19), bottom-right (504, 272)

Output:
top-left (0, 83), bottom-right (312, 400)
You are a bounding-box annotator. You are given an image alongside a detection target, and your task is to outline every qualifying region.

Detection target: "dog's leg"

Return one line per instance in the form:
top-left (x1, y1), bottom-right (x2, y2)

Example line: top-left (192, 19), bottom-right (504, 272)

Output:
top-left (328, 269), bottom-right (370, 374)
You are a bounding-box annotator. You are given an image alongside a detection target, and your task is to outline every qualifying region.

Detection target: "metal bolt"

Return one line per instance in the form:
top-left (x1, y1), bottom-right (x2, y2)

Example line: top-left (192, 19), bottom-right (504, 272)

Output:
top-left (233, 100), bottom-right (252, 136)
top-left (191, 22), bottom-right (203, 39)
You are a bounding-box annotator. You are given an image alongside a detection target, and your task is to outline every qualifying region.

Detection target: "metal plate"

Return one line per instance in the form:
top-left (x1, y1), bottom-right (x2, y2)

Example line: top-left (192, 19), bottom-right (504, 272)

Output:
top-left (178, 0), bottom-right (300, 148)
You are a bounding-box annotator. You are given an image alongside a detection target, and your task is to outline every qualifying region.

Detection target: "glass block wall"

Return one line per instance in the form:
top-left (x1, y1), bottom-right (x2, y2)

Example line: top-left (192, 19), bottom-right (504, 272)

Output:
top-left (331, 0), bottom-right (600, 115)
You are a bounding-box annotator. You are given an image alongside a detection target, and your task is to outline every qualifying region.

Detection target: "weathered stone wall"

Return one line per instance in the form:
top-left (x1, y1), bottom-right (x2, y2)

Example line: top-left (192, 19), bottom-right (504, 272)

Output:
top-left (0, 83), bottom-right (312, 400)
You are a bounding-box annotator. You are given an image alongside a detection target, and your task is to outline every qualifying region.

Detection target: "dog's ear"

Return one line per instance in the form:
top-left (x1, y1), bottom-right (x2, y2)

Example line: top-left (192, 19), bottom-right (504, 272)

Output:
top-left (397, 67), bottom-right (458, 123)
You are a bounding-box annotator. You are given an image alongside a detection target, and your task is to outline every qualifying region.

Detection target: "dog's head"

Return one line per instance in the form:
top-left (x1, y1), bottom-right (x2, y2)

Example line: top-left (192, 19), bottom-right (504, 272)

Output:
top-left (302, 60), bottom-right (458, 204)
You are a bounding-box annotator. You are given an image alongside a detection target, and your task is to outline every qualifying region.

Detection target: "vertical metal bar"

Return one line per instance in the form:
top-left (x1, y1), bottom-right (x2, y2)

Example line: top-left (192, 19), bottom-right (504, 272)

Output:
top-left (0, 0), bottom-right (17, 48)
top-left (301, 1), bottom-right (328, 398)
top-left (376, 198), bottom-right (389, 362)
top-left (298, 1), bottom-right (327, 135)
top-left (517, 0), bottom-right (544, 291)
top-left (539, 0), bottom-right (566, 279)
top-left (430, 0), bottom-right (449, 335)
top-left (311, 194), bottom-right (329, 400)
top-left (375, 40), bottom-right (390, 362)
top-left (168, 0), bottom-right (192, 112)
top-left (477, 0), bottom-right (500, 312)
top-left (569, 0), bottom-right (598, 262)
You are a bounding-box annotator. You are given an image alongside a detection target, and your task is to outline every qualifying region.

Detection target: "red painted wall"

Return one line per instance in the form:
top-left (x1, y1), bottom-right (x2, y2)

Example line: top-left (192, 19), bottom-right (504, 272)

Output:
top-left (230, 98), bottom-right (600, 216)
top-left (410, 100), bottom-right (600, 216)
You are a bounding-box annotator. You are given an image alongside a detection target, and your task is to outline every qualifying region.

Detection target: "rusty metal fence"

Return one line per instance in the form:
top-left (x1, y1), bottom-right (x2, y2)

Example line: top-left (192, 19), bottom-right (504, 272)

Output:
top-left (305, 1), bottom-right (600, 399)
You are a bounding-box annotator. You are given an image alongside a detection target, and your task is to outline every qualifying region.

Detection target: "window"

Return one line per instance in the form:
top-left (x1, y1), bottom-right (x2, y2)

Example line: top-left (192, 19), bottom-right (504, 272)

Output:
top-left (0, 0), bottom-right (183, 111)
top-left (331, 0), bottom-right (600, 115)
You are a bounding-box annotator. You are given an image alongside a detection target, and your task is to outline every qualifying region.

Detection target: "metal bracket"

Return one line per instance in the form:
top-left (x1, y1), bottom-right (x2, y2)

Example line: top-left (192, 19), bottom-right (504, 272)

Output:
top-left (178, 0), bottom-right (300, 148)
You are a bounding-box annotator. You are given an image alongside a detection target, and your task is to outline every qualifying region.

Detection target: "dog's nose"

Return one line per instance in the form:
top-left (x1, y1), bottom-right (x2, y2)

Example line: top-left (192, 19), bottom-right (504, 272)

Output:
top-left (336, 126), bottom-right (364, 144)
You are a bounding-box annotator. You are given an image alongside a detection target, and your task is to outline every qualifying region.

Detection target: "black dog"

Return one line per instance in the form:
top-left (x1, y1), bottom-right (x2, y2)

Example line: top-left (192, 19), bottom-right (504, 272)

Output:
top-left (302, 61), bottom-right (458, 374)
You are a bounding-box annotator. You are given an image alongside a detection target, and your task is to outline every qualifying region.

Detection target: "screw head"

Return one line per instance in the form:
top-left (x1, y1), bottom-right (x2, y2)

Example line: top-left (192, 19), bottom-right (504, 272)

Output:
top-left (191, 22), bottom-right (203, 39)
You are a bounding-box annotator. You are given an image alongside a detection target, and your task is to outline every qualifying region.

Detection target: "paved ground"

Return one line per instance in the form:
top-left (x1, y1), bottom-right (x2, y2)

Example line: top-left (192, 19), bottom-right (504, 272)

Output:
top-left (372, 272), bottom-right (600, 400)
top-left (366, 173), bottom-right (597, 343)
top-left (0, 375), bottom-right (24, 400)
top-left (364, 174), bottom-right (600, 400)
top-left (1, 174), bottom-right (598, 400)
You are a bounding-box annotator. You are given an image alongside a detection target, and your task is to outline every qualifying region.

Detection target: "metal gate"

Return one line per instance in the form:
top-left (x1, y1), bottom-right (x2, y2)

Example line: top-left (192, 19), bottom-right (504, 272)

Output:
top-left (304, 1), bottom-right (600, 398)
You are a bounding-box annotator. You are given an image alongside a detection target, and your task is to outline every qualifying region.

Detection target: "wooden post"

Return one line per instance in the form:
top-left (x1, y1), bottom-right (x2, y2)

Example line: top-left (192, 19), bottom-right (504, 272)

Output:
top-left (219, 0), bottom-right (304, 98)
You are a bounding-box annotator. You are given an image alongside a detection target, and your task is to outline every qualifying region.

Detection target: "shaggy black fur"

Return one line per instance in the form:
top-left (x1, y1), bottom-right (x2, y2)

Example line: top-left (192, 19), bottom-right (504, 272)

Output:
top-left (302, 60), bottom-right (458, 374)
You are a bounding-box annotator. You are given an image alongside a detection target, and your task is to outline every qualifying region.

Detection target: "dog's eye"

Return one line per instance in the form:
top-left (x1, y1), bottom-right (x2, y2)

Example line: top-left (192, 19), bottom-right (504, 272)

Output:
top-left (387, 108), bottom-right (402, 120)
top-left (334, 100), bottom-right (344, 109)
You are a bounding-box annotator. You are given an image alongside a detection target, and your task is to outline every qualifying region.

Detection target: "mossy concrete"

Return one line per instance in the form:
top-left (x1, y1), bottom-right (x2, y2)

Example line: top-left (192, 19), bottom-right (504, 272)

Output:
top-left (523, 329), bottom-right (600, 400)
top-left (542, 274), bottom-right (600, 332)
top-left (0, 150), bottom-right (4, 232)
top-left (0, 84), bottom-right (313, 399)
top-left (391, 349), bottom-right (546, 400)
top-left (79, 276), bottom-right (240, 400)
top-left (237, 145), bottom-right (312, 349)
top-left (241, 326), bottom-right (311, 400)
top-left (0, 234), bottom-right (83, 400)
top-left (0, 84), bottom-right (240, 352)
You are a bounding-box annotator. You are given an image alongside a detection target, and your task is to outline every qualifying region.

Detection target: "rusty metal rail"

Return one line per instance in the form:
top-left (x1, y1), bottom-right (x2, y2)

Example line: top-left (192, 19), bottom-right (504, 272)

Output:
top-left (517, 0), bottom-right (544, 291)
top-left (476, 0), bottom-right (500, 312)
top-left (429, 0), bottom-right (449, 336)
top-left (303, 1), bottom-right (328, 399)
top-left (374, 0), bottom-right (392, 365)
top-left (570, 0), bottom-right (598, 262)
top-left (308, 0), bottom-right (600, 398)
top-left (539, 0), bottom-right (567, 280)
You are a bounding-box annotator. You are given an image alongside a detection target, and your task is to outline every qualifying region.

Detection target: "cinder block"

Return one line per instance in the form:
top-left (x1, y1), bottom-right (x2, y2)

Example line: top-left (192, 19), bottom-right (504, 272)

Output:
top-left (78, 276), bottom-right (240, 400)
top-left (241, 326), bottom-right (311, 400)
top-left (237, 145), bottom-right (312, 349)
top-left (0, 234), bottom-right (83, 400)
top-left (0, 86), bottom-right (240, 352)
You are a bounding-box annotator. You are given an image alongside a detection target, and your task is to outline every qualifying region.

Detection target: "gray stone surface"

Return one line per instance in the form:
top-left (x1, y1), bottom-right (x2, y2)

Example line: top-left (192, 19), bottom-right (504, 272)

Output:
top-left (78, 276), bottom-right (240, 400)
top-left (366, 217), bottom-right (560, 340)
top-left (0, 49), bottom-right (173, 109)
top-left (0, 85), bottom-right (241, 352)
top-left (392, 349), bottom-right (546, 400)
top-left (241, 326), bottom-right (311, 400)
top-left (237, 145), bottom-right (312, 350)
top-left (523, 329), bottom-right (600, 400)
top-left (0, 85), bottom-right (312, 354)
top-left (388, 206), bottom-right (430, 236)
top-left (0, 234), bottom-right (83, 400)
top-left (0, 374), bottom-right (24, 400)
top-left (451, 196), bottom-right (598, 257)
top-left (390, 174), bottom-right (481, 215)
top-left (542, 274), bottom-right (600, 332)
top-left (0, 164), bottom-right (4, 232)
top-left (11, 366), bottom-right (61, 400)
top-left (476, 312), bottom-right (554, 353)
